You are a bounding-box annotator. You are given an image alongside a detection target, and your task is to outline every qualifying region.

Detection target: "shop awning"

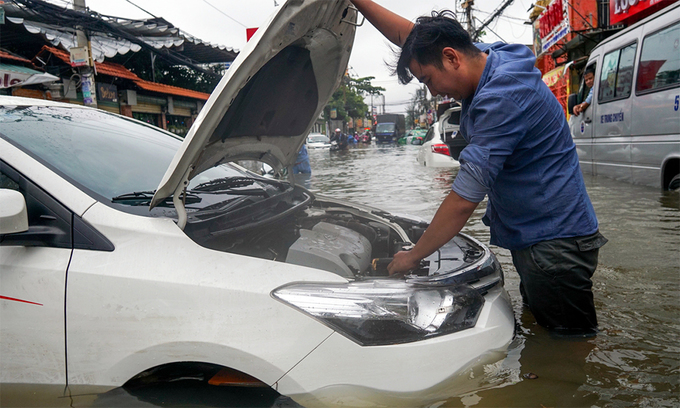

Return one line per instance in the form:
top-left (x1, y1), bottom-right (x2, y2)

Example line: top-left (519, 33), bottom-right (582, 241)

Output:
top-left (542, 61), bottom-right (573, 88)
top-left (0, 63), bottom-right (58, 88)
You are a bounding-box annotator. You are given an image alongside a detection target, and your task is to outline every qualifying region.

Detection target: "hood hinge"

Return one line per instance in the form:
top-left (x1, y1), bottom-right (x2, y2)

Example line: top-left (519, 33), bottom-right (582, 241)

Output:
top-left (173, 166), bottom-right (193, 230)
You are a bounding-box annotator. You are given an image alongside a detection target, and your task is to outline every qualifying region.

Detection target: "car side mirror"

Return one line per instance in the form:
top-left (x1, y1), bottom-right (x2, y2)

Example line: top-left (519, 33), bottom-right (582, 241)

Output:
top-left (0, 189), bottom-right (29, 234)
top-left (567, 93), bottom-right (578, 115)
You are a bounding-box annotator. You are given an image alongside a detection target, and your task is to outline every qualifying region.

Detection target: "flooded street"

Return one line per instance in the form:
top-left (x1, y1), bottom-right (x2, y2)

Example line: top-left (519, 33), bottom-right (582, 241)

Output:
top-left (303, 143), bottom-right (679, 407)
top-left (2, 143), bottom-right (678, 408)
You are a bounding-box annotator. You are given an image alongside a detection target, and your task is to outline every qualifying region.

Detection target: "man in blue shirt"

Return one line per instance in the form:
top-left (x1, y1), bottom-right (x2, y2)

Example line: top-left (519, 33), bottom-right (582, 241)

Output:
top-left (352, 0), bottom-right (607, 336)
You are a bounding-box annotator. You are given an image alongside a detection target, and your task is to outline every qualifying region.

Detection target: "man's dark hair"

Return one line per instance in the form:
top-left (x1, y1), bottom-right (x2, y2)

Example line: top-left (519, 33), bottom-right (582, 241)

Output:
top-left (396, 10), bottom-right (482, 84)
top-left (584, 67), bottom-right (595, 76)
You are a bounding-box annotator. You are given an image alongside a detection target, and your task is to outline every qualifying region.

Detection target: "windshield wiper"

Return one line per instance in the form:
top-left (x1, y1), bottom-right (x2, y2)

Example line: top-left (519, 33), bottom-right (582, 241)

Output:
top-left (111, 190), bottom-right (200, 206)
top-left (191, 176), bottom-right (286, 194)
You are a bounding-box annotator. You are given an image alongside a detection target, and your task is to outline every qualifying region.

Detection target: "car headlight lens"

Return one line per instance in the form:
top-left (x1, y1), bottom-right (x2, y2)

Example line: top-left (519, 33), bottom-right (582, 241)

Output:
top-left (272, 280), bottom-right (484, 346)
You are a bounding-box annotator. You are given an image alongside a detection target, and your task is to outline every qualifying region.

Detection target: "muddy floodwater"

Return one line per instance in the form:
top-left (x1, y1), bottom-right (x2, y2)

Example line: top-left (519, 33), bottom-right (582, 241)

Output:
top-left (2, 143), bottom-right (678, 408)
top-left (304, 144), bottom-right (679, 408)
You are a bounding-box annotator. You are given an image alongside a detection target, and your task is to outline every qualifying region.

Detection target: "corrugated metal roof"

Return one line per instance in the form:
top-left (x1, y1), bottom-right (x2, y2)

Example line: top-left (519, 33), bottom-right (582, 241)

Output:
top-left (36, 46), bottom-right (210, 100)
top-left (133, 79), bottom-right (210, 101)
top-left (2, 4), bottom-right (238, 64)
top-left (0, 63), bottom-right (42, 75)
top-left (0, 50), bottom-right (33, 64)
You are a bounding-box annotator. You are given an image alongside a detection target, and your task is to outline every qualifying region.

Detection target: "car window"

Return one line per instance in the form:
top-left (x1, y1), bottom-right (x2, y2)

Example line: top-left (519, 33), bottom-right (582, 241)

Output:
top-left (447, 110), bottom-right (461, 125)
top-left (0, 106), bottom-right (250, 202)
top-left (0, 171), bottom-right (20, 191)
top-left (0, 105), bottom-right (182, 200)
top-left (376, 123), bottom-right (395, 133)
top-left (599, 42), bottom-right (637, 102)
top-left (0, 162), bottom-right (72, 248)
top-left (424, 128), bottom-right (435, 143)
top-left (636, 22), bottom-right (680, 93)
top-left (308, 135), bottom-right (329, 143)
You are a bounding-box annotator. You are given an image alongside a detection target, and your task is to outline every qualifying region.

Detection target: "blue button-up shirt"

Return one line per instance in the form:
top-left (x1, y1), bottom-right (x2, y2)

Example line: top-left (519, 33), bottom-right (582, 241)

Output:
top-left (451, 42), bottom-right (598, 250)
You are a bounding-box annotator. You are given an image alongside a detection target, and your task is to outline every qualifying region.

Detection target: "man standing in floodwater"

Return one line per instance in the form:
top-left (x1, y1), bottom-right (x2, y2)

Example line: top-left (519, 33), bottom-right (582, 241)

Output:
top-left (350, 0), bottom-right (607, 336)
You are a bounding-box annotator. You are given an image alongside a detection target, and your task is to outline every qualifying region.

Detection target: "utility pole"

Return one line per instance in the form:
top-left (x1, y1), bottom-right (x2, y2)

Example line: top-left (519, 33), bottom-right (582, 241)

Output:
top-left (73, 0), bottom-right (97, 107)
top-left (461, 0), bottom-right (476, 38)
top-left (473, 0), bottom-right (515, 42)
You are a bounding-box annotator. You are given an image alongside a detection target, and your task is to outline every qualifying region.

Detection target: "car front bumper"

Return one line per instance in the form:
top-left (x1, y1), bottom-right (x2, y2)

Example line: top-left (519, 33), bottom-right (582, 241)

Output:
top-left (276, 286), bottom-right (515, 407)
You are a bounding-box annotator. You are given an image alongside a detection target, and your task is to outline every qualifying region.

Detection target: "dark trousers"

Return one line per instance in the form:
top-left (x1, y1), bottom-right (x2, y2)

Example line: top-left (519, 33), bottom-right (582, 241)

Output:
top-left (510, 231), bottom-right (607, 336)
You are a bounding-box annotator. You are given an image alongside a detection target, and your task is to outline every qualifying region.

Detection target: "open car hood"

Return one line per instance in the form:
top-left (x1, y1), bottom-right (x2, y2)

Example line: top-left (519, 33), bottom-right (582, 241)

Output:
top-left (151, 0), bottom-right (357, 208)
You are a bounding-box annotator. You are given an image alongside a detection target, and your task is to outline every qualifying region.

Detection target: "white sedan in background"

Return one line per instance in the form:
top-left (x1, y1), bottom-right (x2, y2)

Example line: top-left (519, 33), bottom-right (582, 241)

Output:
top-left (417, 106), bottom-right (462, 168)
top-left (306, 132), bottom-right (331, 149)
top-left (0, 1), bottom-right (513, 407)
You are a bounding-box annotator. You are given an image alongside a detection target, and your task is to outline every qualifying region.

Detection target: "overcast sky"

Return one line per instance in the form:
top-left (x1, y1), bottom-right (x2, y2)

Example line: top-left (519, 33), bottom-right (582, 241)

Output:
top-left (78, 0), bottom-right (535, 114)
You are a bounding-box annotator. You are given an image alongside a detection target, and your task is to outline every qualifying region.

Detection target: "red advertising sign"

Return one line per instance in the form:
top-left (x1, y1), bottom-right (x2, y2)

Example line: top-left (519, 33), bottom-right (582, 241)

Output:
top-left (538, 0), bottom-right (570, 54)
top-left (610, 0), bottom-right (677, 25)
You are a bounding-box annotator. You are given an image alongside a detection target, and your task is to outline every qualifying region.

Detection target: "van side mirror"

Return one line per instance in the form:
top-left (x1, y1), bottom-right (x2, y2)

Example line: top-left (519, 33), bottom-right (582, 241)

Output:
top-left (0, 189), bottom-right (29, 234)
top-left (567, 94), bottom-right (578, 115)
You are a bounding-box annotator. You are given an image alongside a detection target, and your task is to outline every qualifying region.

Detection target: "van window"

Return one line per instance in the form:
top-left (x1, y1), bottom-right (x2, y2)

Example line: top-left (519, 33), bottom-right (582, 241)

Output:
top-left (599, 43), bottom-right (637, 102)
top-left (636, 22), bottom-right (680, 93)
top-left (578, 64), bottom-right (597, 104)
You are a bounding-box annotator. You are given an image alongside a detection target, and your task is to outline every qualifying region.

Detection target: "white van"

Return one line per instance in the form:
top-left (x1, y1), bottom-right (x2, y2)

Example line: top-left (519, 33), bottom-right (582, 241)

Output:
top-left (568, 2), bottom-right (679, 190)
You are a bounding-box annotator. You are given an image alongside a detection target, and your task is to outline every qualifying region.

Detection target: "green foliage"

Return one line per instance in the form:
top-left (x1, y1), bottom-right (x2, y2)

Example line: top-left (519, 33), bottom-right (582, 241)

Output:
top-left (123, 51), bottom-right (224, 94)
top-left (323, 75), bottom-right (384, 123)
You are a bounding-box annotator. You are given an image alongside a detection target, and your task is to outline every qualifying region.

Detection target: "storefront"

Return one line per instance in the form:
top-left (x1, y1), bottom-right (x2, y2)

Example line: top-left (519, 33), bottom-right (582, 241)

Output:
top-left (542, 62), bottom-right (572, 117)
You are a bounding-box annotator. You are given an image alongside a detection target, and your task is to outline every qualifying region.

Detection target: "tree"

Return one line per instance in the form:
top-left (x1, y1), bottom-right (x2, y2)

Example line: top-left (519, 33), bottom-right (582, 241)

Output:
top-left (121, 50), bottom-right (225, 94)
top-left (323, 74), bottom-right (384, 124)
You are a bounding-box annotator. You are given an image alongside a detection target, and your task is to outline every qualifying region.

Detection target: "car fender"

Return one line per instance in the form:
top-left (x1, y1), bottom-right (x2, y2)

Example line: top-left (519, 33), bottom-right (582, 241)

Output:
top-left (65, 202), bottom-right (343, 388)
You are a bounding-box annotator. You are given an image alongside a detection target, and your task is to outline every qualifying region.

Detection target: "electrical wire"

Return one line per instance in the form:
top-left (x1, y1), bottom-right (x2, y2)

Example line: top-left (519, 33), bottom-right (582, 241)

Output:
top-left (200, 0), bottom-right (248, 28)
top-left (122, 0), bottom-right (157, 18)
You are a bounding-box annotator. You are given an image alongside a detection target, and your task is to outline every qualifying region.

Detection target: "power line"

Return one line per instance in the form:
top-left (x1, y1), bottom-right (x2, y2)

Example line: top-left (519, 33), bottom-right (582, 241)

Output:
top-left (473, 8), bottom-right (526, 23)
top-left (123, 0), bottom-right (157, 18)
top-left (200, 0), bottom-right (247, 28)
top-left (473, 0), bottom-right (514, 41)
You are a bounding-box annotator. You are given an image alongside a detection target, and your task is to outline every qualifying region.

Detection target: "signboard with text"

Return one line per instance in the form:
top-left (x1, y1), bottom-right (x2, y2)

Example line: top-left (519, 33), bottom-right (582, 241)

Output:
top-left (538, 0), bottom-right (570, 55)
top-left (97, 83), bottom-right (118, 103)
top-left (609, 0), bottom-right (676, 25)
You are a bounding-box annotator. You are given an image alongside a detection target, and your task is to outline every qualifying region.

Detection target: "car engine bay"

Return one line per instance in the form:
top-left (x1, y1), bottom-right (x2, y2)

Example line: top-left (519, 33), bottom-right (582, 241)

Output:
top-left (184, 185), bottom-right (486, 280)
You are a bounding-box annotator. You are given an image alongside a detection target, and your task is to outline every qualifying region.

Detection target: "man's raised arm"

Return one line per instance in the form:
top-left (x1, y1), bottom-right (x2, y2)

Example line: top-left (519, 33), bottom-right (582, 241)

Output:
top-left (350, 0), bottom-right (414, 47)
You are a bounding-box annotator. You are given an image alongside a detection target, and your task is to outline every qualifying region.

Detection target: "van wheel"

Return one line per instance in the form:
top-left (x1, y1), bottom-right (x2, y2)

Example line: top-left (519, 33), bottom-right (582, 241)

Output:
top-left (669, 174), bottom-right (680, 191)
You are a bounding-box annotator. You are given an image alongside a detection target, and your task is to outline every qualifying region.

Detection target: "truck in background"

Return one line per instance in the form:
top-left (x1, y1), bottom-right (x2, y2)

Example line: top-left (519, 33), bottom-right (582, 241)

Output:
top-left (375, 114), bottom-right (405, 143)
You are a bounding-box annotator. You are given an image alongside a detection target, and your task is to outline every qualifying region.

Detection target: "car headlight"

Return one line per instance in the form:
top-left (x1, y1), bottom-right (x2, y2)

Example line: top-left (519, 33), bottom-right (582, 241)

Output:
top-left (272, 280), bottom-right (484, 346)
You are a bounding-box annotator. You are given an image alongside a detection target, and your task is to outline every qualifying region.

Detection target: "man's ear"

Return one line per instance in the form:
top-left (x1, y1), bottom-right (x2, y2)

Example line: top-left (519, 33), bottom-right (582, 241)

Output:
top-left (442, 47), bottom-right (460, 69)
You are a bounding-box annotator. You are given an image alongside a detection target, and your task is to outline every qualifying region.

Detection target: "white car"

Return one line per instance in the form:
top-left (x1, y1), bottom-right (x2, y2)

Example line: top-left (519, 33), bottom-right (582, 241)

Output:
top-left (0, 1), bottom-right (513, 406)
top-left (306, 132), bottom-right (331, 149)
top-left (417, 106), bottom-right (462, 168)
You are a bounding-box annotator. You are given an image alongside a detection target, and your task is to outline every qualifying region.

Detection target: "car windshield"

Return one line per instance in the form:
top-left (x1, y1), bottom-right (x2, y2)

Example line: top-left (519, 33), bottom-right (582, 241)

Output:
top-left (376, 123), bottom-right (395, 133)
top-left (0, 105), bottom-right (244, 201)
top-left (308, 135), bottom-right (329, 143)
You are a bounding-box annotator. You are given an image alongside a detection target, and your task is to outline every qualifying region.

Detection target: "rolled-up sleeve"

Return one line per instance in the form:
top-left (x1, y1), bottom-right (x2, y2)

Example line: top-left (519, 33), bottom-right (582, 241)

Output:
top-left (585, 88), bottom-right (593, 104)
top-left (452, 145), bottom-right (489, 202)
top-left (452, 90), bottom-right (527, 201)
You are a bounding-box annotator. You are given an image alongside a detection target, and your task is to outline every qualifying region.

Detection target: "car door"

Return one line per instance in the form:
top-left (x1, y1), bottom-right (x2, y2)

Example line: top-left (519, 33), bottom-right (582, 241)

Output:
top-left (572, 61), bottom-right (598, 174)
top-left (0, 161), bottom-right (71, 385)
top-left (418, 128), bottom-right (436, 164)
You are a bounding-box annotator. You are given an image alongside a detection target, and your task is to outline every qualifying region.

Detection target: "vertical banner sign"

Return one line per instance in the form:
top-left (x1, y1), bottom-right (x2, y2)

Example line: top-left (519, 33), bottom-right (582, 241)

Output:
top-left (533, 19), bottom-right (543, 56)
top-left (81, 73), bottom-right (97, 106)
top-left (539, 0), bottom-right (570, 54)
